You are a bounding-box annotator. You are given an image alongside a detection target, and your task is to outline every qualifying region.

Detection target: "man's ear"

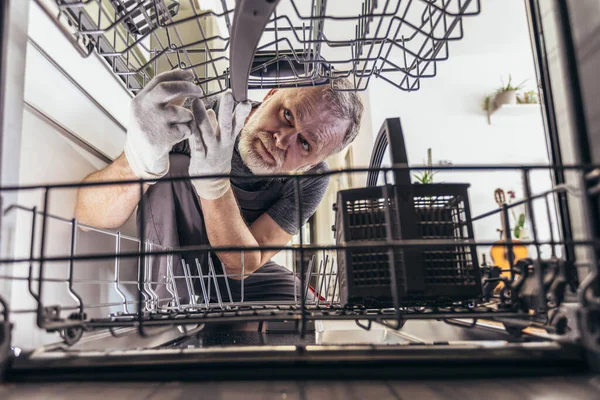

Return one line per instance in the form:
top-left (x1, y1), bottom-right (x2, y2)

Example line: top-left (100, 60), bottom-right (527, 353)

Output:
top-left (263, 88), bottom-right (278, 101)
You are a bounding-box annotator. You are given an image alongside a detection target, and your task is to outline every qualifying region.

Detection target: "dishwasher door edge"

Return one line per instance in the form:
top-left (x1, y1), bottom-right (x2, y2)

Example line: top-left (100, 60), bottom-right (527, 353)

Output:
top-left (5, 341), bottom-right (588, 382)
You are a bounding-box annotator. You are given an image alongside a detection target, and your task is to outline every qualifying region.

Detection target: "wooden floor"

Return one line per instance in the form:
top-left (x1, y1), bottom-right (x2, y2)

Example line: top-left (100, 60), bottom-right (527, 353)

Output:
top-left (2, 376), bottom-right (600, 400)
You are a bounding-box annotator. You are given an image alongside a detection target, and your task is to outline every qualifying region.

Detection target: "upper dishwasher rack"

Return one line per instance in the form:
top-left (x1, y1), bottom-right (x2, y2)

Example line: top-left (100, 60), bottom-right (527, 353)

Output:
top-left (41, 0), bottom-right (481, 99)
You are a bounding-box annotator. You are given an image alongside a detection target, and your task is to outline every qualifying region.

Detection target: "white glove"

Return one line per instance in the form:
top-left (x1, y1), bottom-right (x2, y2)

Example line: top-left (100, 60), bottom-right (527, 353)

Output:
top-left (124, 69), bottom-right (204, 182)
top-left (188, 90), bottom-right (252, 199)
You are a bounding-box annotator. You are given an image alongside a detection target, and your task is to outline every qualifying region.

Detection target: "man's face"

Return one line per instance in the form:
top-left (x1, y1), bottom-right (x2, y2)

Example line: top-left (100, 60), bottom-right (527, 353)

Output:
top-left (238, 87), bottom-right (349, 174)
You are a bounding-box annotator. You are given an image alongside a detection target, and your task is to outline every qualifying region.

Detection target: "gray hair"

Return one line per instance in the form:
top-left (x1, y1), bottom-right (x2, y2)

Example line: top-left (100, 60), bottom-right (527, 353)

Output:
top-left (320, 78), bottom-right (364, 153)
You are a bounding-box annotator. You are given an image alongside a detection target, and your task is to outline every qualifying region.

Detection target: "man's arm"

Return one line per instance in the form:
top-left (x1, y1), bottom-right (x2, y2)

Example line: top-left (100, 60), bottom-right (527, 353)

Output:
top-left (75, 153), bottom-right (149, 229)
top-left (200, 188), bottom-right (292, 278)
top-left (75, 69), bottom-right (201, 229)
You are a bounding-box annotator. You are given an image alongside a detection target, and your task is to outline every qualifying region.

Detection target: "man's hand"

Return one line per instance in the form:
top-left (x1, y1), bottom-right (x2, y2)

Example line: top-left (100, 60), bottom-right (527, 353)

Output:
top-left (124, 69), bottom-right (203, 182)
top-left (188, 90), bottom-right (252, 199)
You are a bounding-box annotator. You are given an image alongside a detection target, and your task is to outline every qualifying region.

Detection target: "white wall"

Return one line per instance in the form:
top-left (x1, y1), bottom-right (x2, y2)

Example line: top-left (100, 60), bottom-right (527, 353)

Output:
top-left (366, 0), bottom-right (560, 259)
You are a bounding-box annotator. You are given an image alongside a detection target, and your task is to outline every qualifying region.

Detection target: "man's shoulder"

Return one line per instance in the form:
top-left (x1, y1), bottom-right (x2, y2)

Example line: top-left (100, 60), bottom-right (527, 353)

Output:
top-left (282, 161), bottom-right (330, 192)
top-left (310, 161), bottom-right (330, 173)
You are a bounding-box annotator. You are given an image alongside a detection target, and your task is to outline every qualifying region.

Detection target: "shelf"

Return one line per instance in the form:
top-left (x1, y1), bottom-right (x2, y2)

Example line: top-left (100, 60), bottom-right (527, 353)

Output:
top-left (494, 104), bottom-right (541, 117)
top-left (487, 104), bottom-right (541, 124)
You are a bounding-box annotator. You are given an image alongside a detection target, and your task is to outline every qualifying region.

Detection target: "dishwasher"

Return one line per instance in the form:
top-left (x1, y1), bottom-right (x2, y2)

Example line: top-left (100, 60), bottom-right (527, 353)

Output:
top-left (1, 0), bottom-right (600, 395)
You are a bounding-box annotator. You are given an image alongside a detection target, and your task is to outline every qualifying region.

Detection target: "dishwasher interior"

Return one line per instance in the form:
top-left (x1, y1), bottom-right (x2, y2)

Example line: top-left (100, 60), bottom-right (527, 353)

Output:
top-left (1, 0), bottom-right (600, 381)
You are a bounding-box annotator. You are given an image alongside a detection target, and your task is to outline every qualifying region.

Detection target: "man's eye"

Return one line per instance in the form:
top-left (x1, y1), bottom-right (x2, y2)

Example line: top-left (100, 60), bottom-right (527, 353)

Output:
top-left (283, 109), bottom-right (293, 125)
top-left (298, 136), bottom-right (311, 152)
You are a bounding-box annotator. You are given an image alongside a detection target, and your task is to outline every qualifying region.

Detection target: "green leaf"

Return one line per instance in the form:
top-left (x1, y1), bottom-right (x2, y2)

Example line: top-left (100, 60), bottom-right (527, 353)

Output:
top-left (516, 79), bottom-right (529, 91)
top-left (482, 95), bottom-right (491, 111)
top-left (517, 213), bottom-right (526, 228)
top-left (424, 171), bottom-right (434, 184)
top-left (513, 226), bottom-right (521, 239)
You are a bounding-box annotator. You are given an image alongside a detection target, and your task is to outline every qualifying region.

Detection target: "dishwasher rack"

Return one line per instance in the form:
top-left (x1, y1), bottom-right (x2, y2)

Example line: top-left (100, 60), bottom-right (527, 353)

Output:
top-left (41, 0), bottom-right (481, 99)
top-left (0, 163), bottom-right (588, 347)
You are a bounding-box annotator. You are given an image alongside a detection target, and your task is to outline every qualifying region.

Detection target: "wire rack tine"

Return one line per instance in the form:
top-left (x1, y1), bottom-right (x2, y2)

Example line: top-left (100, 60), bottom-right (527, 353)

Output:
top-left (166, 252), bottom-right (180, 309)
top-left (331, 264), bottom-right (340, 304)
top-left (304, 254), bottom-right (315, 304)
top-left (143, 240), bottom-right (152, 310)
top-left (27, 206), bottom-right (40, 304)
top-left (181, 259), bottom-right (197, 307)
top-left (194, 258), bottom-right (209, 308)
top-left (68, 218), bottom-right (84, 314)
top-left (208, 255), bottom-right (224, 309)
top-left (326, 256), bottom-right (335, 303)
top-left (146, 240), bottom-right (160, 310)
top-left (113, 231), bottom-right (129, 313)
top-left (321, 254), bottom-right (330, 304)
top-left (36, 188), bottom-right (50, 329)
top-left (316, 254), bottom-right (328, 306)
top-left (240, 250), bottom-right (245, 302)
top-left (221, 255), bottom-right (235, 306)
top-left (292, 248), bottom-right (299, 303)
top-left (545, 193), bottom-right (558, 258)
top-left (137, 241), bottom-right (150, 311)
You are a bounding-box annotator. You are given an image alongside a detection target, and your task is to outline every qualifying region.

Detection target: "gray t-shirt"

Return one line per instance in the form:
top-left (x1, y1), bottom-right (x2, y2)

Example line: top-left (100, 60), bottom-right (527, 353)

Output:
top-left (172, 95), bottom-right (330, 235)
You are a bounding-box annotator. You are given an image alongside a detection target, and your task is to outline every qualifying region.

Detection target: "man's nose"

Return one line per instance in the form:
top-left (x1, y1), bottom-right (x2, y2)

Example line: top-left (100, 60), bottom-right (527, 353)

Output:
top-left (273, 129), bottom-right (296, 150)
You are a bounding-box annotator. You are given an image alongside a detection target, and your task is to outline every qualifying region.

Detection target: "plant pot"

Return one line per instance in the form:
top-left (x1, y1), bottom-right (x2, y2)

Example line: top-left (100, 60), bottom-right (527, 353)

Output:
top-left (493, 90), bottom-right (517, 108)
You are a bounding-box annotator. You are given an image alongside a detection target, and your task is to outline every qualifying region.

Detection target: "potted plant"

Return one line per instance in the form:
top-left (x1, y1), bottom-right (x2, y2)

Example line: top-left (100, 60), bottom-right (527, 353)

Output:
top-left (482, 75), bottom-right (529, 124)
top-left (414, 148), bottom-right (436, 184)
top-left (517, 90), bottom-right (539, 104)
top-left (492, 74), bottom-right (528, 109)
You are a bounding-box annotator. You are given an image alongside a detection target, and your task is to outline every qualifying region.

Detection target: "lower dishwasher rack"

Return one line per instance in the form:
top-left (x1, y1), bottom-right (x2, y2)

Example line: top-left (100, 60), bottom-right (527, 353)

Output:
top-left (0, 162), bottom-right (596, 379)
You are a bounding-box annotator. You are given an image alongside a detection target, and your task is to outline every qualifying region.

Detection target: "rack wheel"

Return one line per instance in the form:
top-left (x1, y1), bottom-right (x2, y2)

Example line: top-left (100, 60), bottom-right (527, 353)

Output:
top-left (177, 323), bottom-right (203, 334)
top-left (60, 326), bottom-right (84, 346)
top-left (502, 322), bottom-right (523, 338)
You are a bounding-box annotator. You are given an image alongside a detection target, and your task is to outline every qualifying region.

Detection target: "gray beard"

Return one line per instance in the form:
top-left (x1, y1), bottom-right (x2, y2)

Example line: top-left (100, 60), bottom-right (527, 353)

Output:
top-left (238, 124), bottom-right (315, 175)
top-left (238, 131), bottom-right (278, 175)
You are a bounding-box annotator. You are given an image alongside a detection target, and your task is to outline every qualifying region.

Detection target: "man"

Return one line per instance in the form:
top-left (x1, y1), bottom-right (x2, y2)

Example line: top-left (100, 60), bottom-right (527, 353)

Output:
top-left (75, 69), bottom-right (363, 305)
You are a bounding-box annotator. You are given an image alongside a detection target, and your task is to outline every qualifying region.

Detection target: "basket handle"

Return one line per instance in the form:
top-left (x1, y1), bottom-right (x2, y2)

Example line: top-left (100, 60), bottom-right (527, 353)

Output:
top-left (366, 118), bottom-right (412, 187)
